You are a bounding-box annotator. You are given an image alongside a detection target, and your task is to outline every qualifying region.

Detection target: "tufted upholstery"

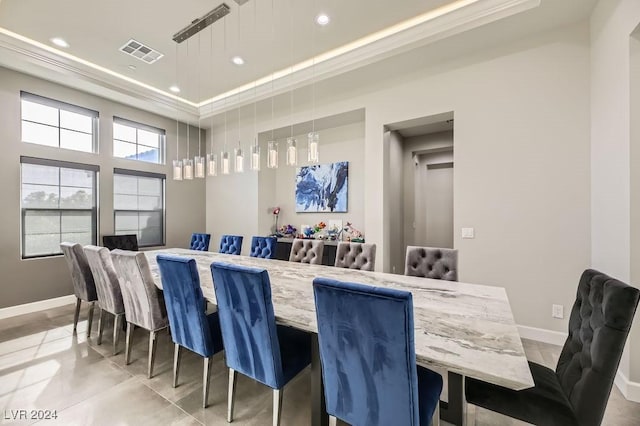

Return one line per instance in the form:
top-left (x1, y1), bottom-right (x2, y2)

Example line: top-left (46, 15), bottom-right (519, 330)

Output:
top-left (103, 234), bottom-right (139, 251)
top-left (83, 245), bottom-right (124, 315)
top-left (219, 234), bottom-right (243, 255)
top-left (405, 246), bottom-right (457, 281)
top-left (289, 239), bottom-right (324, 265)
top-left (466, 269), bottom-right (640, 426)
top-left (313, 277), bottom-right (443, 426)
top-left (60, 242), bottom-right (98, 302)
top-left (250, 236), bottom-right (277, 259)
top-left (111, 250), bottom-right (168, 332)
top-left (211, 262), bottom-right (311, 425)
top-left (334, 242), bottom-right (377, 271)
top-left (189, 233), bottom-right (211, 251)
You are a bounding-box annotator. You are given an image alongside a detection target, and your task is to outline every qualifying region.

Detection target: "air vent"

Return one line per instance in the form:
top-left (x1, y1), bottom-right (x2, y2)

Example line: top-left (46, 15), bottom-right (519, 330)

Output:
top-left (119, 39), bottom-right (164, 64)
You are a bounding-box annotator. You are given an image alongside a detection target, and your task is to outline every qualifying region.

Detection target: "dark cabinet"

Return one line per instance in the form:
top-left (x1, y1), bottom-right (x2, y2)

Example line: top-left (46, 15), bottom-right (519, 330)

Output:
top-left (275, 239), bottom-right (338, 266)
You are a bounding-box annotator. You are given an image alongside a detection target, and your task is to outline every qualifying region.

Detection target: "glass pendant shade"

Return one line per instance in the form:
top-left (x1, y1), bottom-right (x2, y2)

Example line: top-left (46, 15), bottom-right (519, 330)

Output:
top-left (267, 141), bottom-right (278, 169)
top-left (234, 146), bottom-right (244, 173)
top-left (194, 156), bottom-right (205, 178)
top-left (221, 151), bottom-right (231, 175)
top-left (207, 153), bottom-right (217, 176)
top-left (286, 137), bottom-right (297, 166)
top-left (172, 159), bottom-right (183, 180)
top-left (308, 132), bottom-right (319, 163)
top-left (183, 158), bottom-right (194, 180)
top-left (250, 145), bottom-right (260, 171)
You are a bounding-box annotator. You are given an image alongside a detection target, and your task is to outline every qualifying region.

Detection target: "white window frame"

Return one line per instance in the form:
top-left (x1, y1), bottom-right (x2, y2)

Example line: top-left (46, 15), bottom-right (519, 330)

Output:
top-left (20, 91), bottom-right (99, 153)
top-left (20, 156), bottom-right (99, 259)
top-left (113, 168), bottom-right (166, 248)
top-left (113, 117), bottom-right (165, 164)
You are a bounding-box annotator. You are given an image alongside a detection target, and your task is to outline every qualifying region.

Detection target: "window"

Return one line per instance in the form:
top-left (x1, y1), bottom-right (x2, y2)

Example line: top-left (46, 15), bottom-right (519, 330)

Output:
top-left (113, 169), bottom-right (165, 247)
top-left (21, 92), bottom-right (98, 153)
top-left (113, 117), bottom-right (165, 164)
top-left (20, 157), bottom-right (98, 259)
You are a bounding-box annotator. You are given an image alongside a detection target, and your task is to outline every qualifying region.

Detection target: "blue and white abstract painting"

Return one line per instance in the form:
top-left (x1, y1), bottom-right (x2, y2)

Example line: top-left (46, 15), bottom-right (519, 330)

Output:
top-left (295, 162), bottom-right (348, 212)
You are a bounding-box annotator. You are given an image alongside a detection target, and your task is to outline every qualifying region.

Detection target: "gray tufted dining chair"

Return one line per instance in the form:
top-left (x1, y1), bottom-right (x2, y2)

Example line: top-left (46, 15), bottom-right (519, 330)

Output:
top-left (404, 246), bottom-right (458, 281)
top-left (60, 242), bottom-right (98, 337)
top-left (465, 269), bottom-right (640, 426)
top-left (289, 239), bottom-right (325, 265)
top-left (83, 245), bottom-right (126, 355)
top-left (334, 242), bottom-right (377, 271)
top-left (111, 249), bottom-right (168, 378)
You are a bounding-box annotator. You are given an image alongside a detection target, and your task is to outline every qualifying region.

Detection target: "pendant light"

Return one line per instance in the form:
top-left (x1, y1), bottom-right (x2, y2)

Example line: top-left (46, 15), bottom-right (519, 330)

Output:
top-left (221, 16), bottom-right (231, 175)
top-left (308, 7), bottom-right (320, 164)
top-left (182, 38), bottom-right (193, 180)
top-left (266, 0), bottom-right (278, 169)
top-left (207, 24), bottom-right (217, 176)
top-left (250, 82), bottom-right (260, 171)
top-left (286, 0), bottom-right (297, 167)
top-left (172, 43), bottom-right (183, 181)
top-left (194, 33), bottom-right (205, 178)
top-left (234, 94), bottom-right (244, 173)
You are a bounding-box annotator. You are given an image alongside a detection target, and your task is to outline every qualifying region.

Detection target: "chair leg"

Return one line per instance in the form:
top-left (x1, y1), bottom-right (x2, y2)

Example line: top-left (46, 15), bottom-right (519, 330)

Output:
top-left (273, 388), bottom-right (283, 426)
top-left (329, 416), bottom-right (338, 426)
top-left (203, 357), bottom-right (213, 408)
top-left (125, 322), bottom-right (133, 365)
top-left (113, 314), bottom-right (123, 355)
top-left (97, 308), bottom-right (105, 345)
top-left (173, 344), bottom-right (182, 388)
top-left (227, 368), bottom-right (237, 422)
top-left (73, 298), bottom-right (81, 333)
top-left (431, 401), bottom-right (440, 426)
top-left (148, 330), bottom-right (158, 379)
top-left (86, 301), bottom-right (95, 338)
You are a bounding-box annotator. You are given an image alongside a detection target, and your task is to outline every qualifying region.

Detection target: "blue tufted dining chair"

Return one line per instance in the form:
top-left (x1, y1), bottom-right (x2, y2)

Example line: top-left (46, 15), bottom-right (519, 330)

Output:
top-left (465, 269), bottom-right (640, 426)
top-left (60, 242), bottom-right (98, 338)
top-left (111, 250), bottom-right (168, 379)
top-left (189, 233), bottom-right (211, 251)
top-left (156, 255), bottom-right (224, 408)
top-left (219, 234), bottom-right (243, 255)
top-left (210, 262), bottom-right (311, 426)
top-left (249, 236), bottom-right (277, 259)
top-left (313, 277), bottom-right (443, 426)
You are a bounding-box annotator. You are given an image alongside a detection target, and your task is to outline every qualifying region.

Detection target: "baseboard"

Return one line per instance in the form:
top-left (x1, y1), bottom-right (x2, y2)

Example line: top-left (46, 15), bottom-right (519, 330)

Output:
top-left (0, 294), bottom-right (76, 320)
top-left (615, 370), bottom-right (640, 403)
top-left (517, 324), bottom-right (567, 346)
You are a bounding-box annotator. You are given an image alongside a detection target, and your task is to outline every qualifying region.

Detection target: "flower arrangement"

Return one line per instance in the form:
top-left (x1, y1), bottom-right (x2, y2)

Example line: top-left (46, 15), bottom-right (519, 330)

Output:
top-left (344, 222), bottom-right (364, 242)
top-left (271, 207), bottom-right (281, 236)
top-left (279, 224), bottom-right (297, 237)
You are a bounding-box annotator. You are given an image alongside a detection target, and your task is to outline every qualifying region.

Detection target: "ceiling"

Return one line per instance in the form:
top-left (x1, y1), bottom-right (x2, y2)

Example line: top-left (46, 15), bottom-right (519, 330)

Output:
top-left (0, 0), bottom-right (597, 121)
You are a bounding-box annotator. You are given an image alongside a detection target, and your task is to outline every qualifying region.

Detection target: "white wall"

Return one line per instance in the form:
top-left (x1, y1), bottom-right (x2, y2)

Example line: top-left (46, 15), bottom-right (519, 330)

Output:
top-left (0, 67), bottom-right (206, 308)
top-left (591, 0), bottom-right (640, 383)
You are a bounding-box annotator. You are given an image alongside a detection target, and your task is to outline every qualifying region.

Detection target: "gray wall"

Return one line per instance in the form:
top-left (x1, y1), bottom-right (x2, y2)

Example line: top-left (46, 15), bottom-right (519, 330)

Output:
top-left (0, 66), bottom-right (206, 308)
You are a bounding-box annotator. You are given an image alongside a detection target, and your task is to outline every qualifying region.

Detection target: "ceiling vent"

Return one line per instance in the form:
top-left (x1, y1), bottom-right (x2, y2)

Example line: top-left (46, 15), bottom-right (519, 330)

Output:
top-left (119, 39), bottom-right (164, 64)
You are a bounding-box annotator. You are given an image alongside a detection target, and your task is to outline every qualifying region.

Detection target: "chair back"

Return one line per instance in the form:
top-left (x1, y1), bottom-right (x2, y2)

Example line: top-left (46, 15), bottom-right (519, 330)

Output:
top-left (103, 234), bottom-right (139, 251)
top-left (190, 233), bottom-right (211, 251)
top-left (83, 245), bottom-right (124, 314)
top-left (249, 236), bottom-right (277, 259)
top-left (289, 239), bottom-right (324, 264)
top-left (111, 250), bottom-right (167, 331)
top-left (313, 277), bottom-right (421, 426)
top-left (219, 235), bottom-right (243, 255)
top-left (60, 242), bottom-right (97, 302)
top-left (210, 262), bottom-right (284, 389)
top-left (405, 246), bottom-right (457, 281)
top-left (556, 269), bottom-right (640, 426)
top-left (157, 255), bottom-right (220, 358)
top-left (334, 242), bottom-right (377, 271)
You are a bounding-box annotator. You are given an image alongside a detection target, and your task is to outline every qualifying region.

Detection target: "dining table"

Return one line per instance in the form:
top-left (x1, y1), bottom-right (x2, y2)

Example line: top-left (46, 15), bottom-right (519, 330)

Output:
top-left (144, 248), bottom-right (534, 426)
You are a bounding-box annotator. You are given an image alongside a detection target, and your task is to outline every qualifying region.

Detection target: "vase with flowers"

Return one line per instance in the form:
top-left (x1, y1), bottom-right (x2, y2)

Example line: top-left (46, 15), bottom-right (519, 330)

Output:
top-left (271, 207), bottom-right (281, 236)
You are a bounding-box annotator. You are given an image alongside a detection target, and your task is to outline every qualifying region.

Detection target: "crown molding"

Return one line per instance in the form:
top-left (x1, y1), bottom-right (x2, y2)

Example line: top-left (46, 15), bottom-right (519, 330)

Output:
top-left (0, 0), bottom-right (539, 122)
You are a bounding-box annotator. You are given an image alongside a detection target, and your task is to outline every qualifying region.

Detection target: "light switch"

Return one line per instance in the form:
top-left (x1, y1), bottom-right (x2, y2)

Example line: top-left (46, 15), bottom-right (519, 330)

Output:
top-left (461, 228), bottom-right (475, 239)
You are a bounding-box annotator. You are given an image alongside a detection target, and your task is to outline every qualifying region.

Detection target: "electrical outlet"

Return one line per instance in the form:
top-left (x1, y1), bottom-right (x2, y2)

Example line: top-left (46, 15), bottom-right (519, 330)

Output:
top-left (552, 304), bottom-right (564, 319)
top-left (462, 228), bottom-right (475, 239)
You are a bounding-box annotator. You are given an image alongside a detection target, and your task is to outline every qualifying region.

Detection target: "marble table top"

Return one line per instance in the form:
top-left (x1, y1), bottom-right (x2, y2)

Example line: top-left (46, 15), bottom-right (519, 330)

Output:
top-left (145, 248), bottom-right (534, 391)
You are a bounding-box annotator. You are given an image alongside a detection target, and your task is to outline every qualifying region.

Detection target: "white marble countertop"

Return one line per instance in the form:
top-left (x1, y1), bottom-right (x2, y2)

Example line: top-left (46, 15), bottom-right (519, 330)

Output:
top-left (145, 248), bottom-right (534, 391)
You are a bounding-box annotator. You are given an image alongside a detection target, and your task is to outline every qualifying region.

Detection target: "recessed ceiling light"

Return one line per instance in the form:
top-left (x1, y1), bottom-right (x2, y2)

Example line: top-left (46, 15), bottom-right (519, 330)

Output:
top-left (231, 56), bottom-right (245, 65)
top-left (169, 85), bottom-right (180, 93)
top-left (316, 14), bottom-right (330, 26)
top-left (50, 37), bottom-right (69, 48)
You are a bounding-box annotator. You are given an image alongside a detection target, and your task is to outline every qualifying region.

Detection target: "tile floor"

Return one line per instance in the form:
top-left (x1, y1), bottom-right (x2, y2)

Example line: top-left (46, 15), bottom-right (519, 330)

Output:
top-left (1, 304), bottom-right (639, 425)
